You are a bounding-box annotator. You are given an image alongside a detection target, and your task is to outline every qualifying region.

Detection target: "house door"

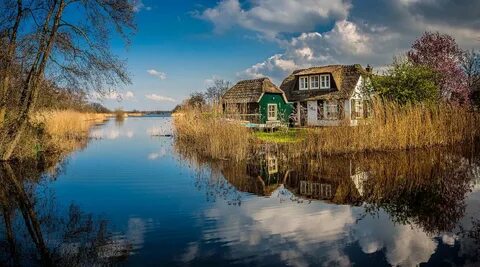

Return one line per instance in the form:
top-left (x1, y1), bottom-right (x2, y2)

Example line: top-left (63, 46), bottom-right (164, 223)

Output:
top-left (267, 104), bottom-right (278, 121)
top-left (307, 101), bottom-right (317, 126)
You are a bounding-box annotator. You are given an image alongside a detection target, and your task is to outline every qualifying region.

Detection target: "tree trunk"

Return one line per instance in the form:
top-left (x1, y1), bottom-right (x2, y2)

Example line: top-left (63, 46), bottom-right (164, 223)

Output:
top-left (1, 0), bottom-right (65, 161)
top-left (2, 163), bottom-right (52, 265)
top-left (0, 0), bottom-right (23, 125)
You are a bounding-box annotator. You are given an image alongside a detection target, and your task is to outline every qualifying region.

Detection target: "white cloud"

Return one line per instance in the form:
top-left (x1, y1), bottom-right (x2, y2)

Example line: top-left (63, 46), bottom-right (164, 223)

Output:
top-left (199, 0), bottom-right (351, 38)
top-left (133, 0), bottom-right (151, 12)
top-left (239, 20), bottom-right (380, 82)
top-left (184, 185), bottom-right (440, 266)
top-left (89, 90), bottom-right (135, 101)
top-left (200, 0), bottom-right (480, 83)
top-left (147, 69), bottom-right (167, 80)
top-left (145, 94), bottom-right (176, 103)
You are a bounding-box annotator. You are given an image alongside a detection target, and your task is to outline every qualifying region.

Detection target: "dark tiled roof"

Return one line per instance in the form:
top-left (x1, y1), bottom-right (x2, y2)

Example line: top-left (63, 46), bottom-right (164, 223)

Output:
top-left (222, 77), bottom-right (285, 103)
top-left (280, 65), bottom-right (367, 101)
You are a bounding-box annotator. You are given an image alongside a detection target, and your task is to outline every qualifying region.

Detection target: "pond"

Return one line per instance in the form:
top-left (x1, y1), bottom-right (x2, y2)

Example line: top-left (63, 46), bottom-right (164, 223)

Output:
top-left (1, 116), bottom-right (480, 266)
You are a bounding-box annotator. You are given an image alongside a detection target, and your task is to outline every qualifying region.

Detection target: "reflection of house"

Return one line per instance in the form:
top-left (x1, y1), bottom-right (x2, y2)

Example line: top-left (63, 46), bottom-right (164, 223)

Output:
top-left (267, 155), bottom-right (278, 175)
top-left (280, 65), bottom-right (372, 126)
top-left (300, 181), bottom-right (332, 200)
top-left (222, 78), bottom-right (292, 124)
top-left (350, 170), bottom-right (369, 197)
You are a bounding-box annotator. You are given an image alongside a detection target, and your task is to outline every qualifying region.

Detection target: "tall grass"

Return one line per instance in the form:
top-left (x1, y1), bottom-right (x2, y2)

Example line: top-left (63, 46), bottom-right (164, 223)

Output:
top-left (173, 101), bottom-right (480, 161)
top-left (300, 101), bottom-right (479, 156)
top-left (11, 110), bottom-right (109, 160)
top-left (173, 108), bottom-right (252, 162)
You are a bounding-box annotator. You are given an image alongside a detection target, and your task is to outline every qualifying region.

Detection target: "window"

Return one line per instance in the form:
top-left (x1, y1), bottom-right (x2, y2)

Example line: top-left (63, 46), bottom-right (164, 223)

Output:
top-left (317, 100), bottom-right (324, 120)
top-left (267, 104), bottom-right (278, 121)
top-left (299, 76), bottom-right (308, 90)
top-left (351, 99), bottom-right (363, 119)
top-left (320, 74), bottom-right (330, 89)
top-left (310, 75), bottom-right (319, 89)
top-left (325, 101), bottom-right (339, 120)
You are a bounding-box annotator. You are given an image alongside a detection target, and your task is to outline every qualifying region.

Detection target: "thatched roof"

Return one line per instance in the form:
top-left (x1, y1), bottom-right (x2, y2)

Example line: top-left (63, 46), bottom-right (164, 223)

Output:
top-left (280, 64), bottom-right (368, 101)
top-left (222, 78), bottom-right (286, 104)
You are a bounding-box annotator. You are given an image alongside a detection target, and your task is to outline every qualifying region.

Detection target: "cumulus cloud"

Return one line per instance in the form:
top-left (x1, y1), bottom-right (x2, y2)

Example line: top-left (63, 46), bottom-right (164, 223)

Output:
top-left (239, 20), bottom-right (384, 82)
top-left (147, 69), bottom-right (167, 80)
top-left (199, 0), bottom-right (480, 82)
top-left (199, 0), bottom-right (351, 38)
top-left (145, 94), bottom-right (176, 103)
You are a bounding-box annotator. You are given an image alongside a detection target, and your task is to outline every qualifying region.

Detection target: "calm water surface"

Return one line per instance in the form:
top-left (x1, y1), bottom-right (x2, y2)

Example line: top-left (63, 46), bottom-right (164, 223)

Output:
top-left (1, 117), bottom-right (480, 266)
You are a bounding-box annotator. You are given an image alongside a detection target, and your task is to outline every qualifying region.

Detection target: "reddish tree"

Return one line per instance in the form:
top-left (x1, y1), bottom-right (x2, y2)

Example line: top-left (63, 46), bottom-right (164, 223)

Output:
top-left (407, 32), bottom-right (469, 103)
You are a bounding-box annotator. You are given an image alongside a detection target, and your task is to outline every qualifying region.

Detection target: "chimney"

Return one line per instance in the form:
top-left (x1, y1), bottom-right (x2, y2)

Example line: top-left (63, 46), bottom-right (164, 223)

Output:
top-left (365, 64), bottom-right (373, 74)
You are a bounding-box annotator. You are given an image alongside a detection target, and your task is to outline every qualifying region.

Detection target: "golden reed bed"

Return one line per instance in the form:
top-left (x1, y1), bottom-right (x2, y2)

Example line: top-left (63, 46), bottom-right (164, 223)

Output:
top-left (173, 102), bottom-right (480, 161)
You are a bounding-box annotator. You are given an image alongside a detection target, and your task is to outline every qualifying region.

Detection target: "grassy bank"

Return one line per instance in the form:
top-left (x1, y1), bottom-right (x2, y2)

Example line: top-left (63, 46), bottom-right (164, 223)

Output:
top-left (1, 110), bottom-right (109, 160)
top-left (173, 102), bottom-right (480, 161)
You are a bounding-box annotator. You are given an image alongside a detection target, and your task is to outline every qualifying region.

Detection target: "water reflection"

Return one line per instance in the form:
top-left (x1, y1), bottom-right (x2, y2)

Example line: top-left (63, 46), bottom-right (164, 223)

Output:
top-left (175, 140), bottom-right (480, 266)
top-left (0, 161), bottom-right (131, 266)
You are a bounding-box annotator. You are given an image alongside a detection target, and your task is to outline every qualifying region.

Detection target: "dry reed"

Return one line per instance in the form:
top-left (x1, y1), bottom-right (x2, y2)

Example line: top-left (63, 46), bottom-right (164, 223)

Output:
top-left (173, 109), bottom-right (252, 162)
top-left (300, 101), bottom-right (479, 156)
top-left (173, 101), bottom-right (480, 161)
top-left (7, 110), bottom-right (110, 159)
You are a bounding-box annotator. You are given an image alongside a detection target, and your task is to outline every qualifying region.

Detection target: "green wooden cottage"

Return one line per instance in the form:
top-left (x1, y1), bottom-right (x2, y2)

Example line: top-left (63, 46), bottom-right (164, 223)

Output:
top-left (222, 78), bottom-right (292, 124)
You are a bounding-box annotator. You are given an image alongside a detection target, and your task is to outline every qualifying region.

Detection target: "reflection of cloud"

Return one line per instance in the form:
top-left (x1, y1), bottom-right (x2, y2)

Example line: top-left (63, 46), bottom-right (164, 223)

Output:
top-left (148, 153), bottom-right (160, 160)
top-left (127, 217), bottom-right (146, 250)
top-left (89, 129), bottom-right (127, 140)
top-left (107, 130), bottom-right (120, 140)
top-left (184, 185), bottom-right (441, 266)
top-left (354, 214), bottom-right (437, 267)
top-left (126, 130), bottom-right (134, 138)
top-left (146, 125), bottom-right (173, 136)
top-left (148, 147), bottom-right (168, 160)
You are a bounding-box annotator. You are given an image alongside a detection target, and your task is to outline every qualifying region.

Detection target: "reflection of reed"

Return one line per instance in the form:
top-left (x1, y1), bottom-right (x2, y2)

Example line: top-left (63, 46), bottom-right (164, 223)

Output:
top-left (175, 133), bottom-right (479, 235)
top-left (0, 161), bottom-right (131, 266)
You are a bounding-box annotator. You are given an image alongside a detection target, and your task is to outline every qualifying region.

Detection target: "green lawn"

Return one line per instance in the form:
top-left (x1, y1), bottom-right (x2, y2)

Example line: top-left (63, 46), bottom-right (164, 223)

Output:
top-left (253, 128), bottom-right (307, 143)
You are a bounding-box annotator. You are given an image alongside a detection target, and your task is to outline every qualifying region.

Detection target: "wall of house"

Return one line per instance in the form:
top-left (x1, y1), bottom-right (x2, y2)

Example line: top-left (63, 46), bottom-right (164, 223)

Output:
top-left (258, 93), bottom-right (292, 124)
top-left (294, 76), bottom-right (371, 127)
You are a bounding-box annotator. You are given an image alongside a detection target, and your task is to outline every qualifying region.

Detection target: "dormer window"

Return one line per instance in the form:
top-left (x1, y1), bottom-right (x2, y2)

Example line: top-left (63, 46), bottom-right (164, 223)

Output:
top-left (320, 75), bottom-right (330, 89)
top-left (299, 76), bottom-right (308, 90)
top-left (310, 75), bottom-right (319, 89)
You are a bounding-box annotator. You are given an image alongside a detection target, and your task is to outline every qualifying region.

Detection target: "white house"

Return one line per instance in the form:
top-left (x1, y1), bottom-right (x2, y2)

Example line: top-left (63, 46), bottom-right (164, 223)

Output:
top-left (280, 64), bottom-right (372, 126)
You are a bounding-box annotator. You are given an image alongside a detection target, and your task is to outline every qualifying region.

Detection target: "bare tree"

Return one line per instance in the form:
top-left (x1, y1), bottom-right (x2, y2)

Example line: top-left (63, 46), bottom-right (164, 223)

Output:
top-left (0, 0), bottom-right (136, 161)
top-left (462, 49), bottom-right (480, 106)
top-left (204, 79), bottom-right (231, 105)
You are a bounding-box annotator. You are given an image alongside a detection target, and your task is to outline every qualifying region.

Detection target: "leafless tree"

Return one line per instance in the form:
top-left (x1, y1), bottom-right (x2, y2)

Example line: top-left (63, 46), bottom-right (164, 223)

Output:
top-left (462, 49), bottom-right (480, 106)
top-left (0, 0), bottom-right (136, 161)
top-left (204, 79), bottom-right (231, 105)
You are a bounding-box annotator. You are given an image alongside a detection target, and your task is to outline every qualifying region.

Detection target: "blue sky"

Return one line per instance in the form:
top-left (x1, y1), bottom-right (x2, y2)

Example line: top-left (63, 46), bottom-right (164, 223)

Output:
top-left (98, 0), bottom-right (480, 111)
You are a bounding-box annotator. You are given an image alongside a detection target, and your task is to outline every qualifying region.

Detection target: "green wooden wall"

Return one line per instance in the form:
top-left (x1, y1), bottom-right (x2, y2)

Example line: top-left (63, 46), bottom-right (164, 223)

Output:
top-left (258, 93), bottom-right (293, 124)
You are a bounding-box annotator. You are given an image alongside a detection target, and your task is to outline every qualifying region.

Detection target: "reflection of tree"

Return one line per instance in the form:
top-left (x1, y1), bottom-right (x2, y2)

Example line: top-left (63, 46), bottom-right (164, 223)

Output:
top-left (359, 150), bottom-right (475, 234)
top-left (0, 162), bottom-right (131, 266)
top-left (457, 218), bottom-right (480, 263)
top-left (175, 132), bottom-right (478, 235)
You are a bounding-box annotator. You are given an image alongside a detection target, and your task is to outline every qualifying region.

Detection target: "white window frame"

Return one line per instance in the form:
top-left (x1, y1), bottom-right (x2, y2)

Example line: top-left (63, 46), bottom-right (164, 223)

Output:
top-left (325, 101), bottom-right (339, 120)
top-left (310, 75), bottom-right (319, 89)
top-left (320, 74), bottom-right (330, 89)
top-left (299, 76), bottom-right (309, 90)
top-left (267, 104), bottom-right (278, 121)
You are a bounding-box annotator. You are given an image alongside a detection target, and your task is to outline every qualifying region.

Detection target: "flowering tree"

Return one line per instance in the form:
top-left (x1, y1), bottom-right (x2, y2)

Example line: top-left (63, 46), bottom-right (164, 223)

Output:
top-left (407, 32), bottom-right (469, 103)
